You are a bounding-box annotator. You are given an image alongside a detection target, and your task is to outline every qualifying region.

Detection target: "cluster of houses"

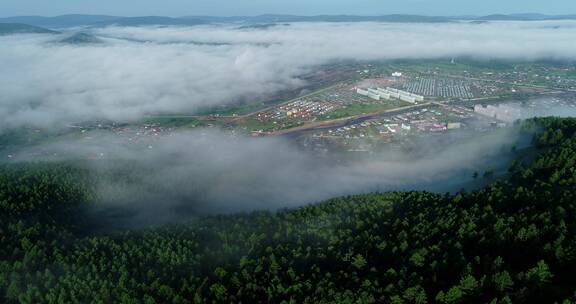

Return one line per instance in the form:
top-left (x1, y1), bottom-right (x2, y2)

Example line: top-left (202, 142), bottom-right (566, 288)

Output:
top-left (257, 99), bottom-right (337, 122)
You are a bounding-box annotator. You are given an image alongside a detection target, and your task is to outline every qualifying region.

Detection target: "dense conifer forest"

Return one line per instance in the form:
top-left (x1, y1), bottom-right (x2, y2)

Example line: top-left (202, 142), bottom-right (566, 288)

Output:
top-left (1, 117), bottom-right (576, 303)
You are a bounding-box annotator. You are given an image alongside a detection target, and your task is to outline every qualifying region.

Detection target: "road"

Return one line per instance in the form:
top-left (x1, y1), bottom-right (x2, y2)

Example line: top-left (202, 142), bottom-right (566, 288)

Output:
top-left (276, 86), bottom-right (576, 137)
top-left (269, 102), bottom-right (433, 137)
top-left (144, 71), bottom-right (574, 138)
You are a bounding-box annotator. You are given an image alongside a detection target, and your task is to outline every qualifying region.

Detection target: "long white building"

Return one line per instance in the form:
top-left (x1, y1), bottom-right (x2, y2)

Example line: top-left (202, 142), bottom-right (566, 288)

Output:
top-left (356, 88), bottom-right (380, 100)
top-left (375, 88), bottom-right (392, 100)
top-left (368, 88), bottom-right (391, 100)
top-left (400, 95), bottom-right (416, 103)
top-left (357, 87), bottom-right (424, 104)
top-left (386, 87), bottom-right (425, 102)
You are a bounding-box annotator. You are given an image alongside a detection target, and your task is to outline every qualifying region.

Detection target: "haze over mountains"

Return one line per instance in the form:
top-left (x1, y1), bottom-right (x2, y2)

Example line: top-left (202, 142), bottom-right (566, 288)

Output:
top-left (2, 13), bottom-right (576, 29)
top-left (0, 23), bottom-right (60, 35)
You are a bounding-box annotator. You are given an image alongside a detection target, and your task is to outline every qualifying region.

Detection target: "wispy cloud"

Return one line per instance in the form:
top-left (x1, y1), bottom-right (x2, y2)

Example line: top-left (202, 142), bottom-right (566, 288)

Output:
top-left (20, 127), bottom-right (522, 225)
top-left (1, 21), bottom-right (575, 128)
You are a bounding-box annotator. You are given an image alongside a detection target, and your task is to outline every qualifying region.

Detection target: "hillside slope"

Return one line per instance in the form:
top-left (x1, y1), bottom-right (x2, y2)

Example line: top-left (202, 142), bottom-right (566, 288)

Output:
top-left (0, 23), bottom-right (59, 35)
top-left (1, 117), bottom-right (576, 303)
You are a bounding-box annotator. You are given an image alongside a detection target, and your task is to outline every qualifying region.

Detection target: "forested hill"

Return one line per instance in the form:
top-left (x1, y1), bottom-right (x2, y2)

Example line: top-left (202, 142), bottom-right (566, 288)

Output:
top-left (1, 117), bottom-right (576, 303)
top-left (0, 23), bottom-right (59, 35)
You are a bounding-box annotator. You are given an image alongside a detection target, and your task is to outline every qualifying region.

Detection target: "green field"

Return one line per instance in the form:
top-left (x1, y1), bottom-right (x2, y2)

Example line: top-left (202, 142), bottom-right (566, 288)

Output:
top-left (321, 102), bottom-right (410, 120)
top-left (139, 117), bottom-right (200, 128)
top-left (241, 117), bottom-right (279, 132)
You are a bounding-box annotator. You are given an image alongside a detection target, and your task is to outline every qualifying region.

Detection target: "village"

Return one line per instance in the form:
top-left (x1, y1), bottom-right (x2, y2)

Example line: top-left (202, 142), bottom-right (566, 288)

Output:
top-left (3, 60), bottom-right (576, 160)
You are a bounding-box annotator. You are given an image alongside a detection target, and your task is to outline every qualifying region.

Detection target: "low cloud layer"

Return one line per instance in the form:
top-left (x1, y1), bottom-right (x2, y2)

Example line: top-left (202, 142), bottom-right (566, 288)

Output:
top-left (1, 21), bottom-right (576, 128)
top-left (18, 127), bottom-right (524, 226)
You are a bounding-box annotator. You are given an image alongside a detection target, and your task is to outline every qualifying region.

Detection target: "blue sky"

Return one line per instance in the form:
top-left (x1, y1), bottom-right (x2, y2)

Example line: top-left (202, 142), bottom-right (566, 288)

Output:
top-left (1, 0), bottom-right (575, 17)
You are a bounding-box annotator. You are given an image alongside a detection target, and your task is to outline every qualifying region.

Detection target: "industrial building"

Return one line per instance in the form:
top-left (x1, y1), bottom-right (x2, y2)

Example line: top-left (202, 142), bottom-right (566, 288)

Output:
top-left (385, 88), bottom-right (425, 102)
top-left (356, 88), bottom-right (381, 100)
top-left (357, 87), bottom-right (424, 104)
top-left (374, 88), bottom-right (392, 100)
top-left (474, 104), bottom-right (522, 123)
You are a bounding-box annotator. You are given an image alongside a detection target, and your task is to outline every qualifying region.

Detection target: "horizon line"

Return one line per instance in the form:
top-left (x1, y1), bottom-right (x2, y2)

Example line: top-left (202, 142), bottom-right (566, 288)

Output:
top-left (2, 12), bottom-right (576, 19)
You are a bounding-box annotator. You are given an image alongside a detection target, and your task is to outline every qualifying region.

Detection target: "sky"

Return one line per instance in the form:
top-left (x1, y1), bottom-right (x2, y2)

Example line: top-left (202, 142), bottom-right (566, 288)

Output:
top-left (1, 0), bottom-right (576, 17)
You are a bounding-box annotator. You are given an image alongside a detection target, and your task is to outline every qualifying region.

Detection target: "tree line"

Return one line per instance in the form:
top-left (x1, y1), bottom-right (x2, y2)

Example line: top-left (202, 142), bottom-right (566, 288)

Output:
top-left (1, 117), bottom-right (576, 303)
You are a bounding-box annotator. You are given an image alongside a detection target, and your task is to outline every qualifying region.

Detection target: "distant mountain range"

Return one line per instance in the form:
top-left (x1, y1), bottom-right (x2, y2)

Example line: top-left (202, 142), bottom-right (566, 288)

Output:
top-left (186, 13), bottom-right (576, 23)
top-left (0, 15), bottom-right (207, 28)
top-left (1, 13), bottom-right (576, 30)
top-left (474, 13), bottom-right (576, 21)
top-left (185, 14), bottom-right (454, 23)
